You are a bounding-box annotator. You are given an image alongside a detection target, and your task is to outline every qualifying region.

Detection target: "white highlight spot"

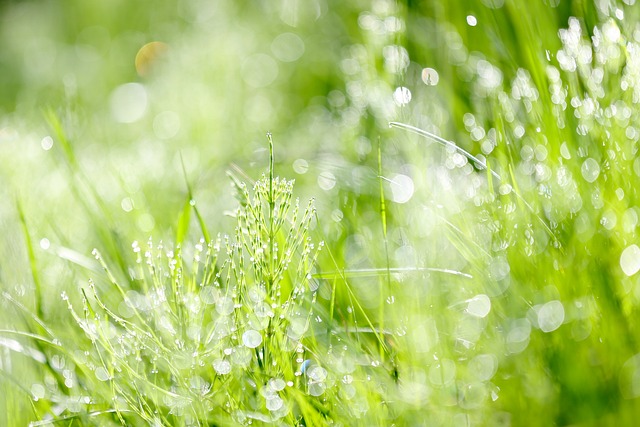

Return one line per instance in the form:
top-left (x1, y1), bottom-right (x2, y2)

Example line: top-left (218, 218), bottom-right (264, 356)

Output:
top-left (95, 366), bottom-right (110, 381)
top-left (466, 15), bottom-right (477, 26)
top-left (466, 294), bottom-right (491, 318)
top-left (271, 33), bottom-right (305, 62)
top-left (429, 359), bottom-right (456, 386)
top-left (266, 395), bottom-right (284, 411)
top-left (620, 244), bottom-right (640, 277)
top-left (39, 238), bottom-right (50, 250)
top-left (581, 158), bottom-right (600, 183)
top-left (469, 354), bottom-right (498, 381)
top-left (153, 111), bottom-right (181, 139)
top-left (242, 330), bottom-right (263, 348)
top-left (393, 86), bottom-right (412, 106)
top-left (293, 158), bottom-right (309, 174)
top-left (317, 171), bottom-right (336, 191)
top-left (537, 300), bottom-right (565, 333)
top-left (110, 83), bottom-right (148, 123)
top-left (41, 136), bottom-right (53, 151)
top-left (242, 54), bottom-right (279, 88)
top-left (213, 359), bottom-right (231, 375)
top-left (390, 174), bottom-right (414, 204)
top-left (421, 68), bottom-right (439, 85)
top-left (31, 383), bottom-right (45, 400)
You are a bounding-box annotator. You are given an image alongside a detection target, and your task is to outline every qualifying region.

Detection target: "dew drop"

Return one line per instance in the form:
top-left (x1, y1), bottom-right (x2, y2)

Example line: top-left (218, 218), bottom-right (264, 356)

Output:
top-left (31, 383), bottom-right (45, 400)
top-left (393, 86), bottom-right (412, 106)
top-left (537, 300), bottom-right (565, 333)
top-left (428, 359), bottom-right (456, 386)
top-left (620, 244), bottom-right (640, 277)
top-left (269, 378), bottom-right (286, 391)
top-left (41, 136), bottom-right (53, 151)
top-left (213, 359), bottom-right (231, 375)
top-left (39, 238), bottom-right (50, 250)
top-left (308, 382), bottom-right (326, 396)
top-left (266, 395), bottom-right (284, 411)
top-left (95, 367), bottom-right (110, 381)
top-left (468, 354), bottom-right (498, 381)
top-left (242, 330), bottom-right (263, 348)
top-left (421, 68), bottom-right (439, 85)
top-left (308, 366), bottom-right (328, 382)
top-left (390, 174), bottom-right (414, 203)
top-left (581, 158), bottom-right (600, 183)
top-left (466, 294), bottom-right (491, 318)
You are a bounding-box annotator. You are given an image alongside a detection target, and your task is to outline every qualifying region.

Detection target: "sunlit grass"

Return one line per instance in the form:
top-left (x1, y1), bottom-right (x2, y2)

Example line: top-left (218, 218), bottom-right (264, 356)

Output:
top-left (3, 0), bottom-right (640, 426)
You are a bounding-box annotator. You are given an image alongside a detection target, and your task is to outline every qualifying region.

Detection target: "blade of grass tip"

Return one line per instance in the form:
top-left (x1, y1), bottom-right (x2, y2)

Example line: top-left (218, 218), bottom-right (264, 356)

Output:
top-left (16, 198), bottom-right (43, 320)
top-left (377, 138), bottom-right (390, 362)
top-left (267, 132), bottom-right (275, 295)
top-left (389, 121), bottom-right (502, 181)
top-left (180, 153), bottom-right (211, 243)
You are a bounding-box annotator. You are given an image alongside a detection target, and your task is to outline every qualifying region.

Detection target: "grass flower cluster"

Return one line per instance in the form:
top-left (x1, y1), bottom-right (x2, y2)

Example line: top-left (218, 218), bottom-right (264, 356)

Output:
top-left (4, 1), bottom-right (640, 426)
top-left (45, 153), bottom-right (389, 426)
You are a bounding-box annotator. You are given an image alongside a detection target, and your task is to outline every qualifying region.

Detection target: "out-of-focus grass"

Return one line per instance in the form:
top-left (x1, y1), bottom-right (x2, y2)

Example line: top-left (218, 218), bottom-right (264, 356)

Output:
top-left (2, 0), bottom-right (640, 425)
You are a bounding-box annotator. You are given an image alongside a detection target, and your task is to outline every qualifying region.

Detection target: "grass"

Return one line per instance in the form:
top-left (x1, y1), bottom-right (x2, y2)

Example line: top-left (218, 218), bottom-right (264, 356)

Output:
top-left (2, 0), bottom-right (640, 425)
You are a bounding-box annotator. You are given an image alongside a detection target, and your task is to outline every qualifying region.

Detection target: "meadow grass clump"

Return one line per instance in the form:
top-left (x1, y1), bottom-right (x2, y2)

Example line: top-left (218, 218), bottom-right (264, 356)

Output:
top-left (32, 142), bottom-right (393, 426)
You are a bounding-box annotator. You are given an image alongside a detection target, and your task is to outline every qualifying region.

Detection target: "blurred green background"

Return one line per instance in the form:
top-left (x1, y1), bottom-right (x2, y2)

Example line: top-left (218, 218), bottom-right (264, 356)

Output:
top-left (2, 0), bottom-right (640, 425)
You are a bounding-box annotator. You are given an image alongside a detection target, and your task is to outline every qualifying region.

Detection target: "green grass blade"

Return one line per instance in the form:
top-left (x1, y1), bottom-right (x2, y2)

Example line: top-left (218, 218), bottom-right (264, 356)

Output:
top-left (15, 198), bottom-right (43, 320)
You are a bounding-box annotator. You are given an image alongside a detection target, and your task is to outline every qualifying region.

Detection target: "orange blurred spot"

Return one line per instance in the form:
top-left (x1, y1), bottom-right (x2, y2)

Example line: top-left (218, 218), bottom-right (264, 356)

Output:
top-left (135, 41), bottom-right (168, 77)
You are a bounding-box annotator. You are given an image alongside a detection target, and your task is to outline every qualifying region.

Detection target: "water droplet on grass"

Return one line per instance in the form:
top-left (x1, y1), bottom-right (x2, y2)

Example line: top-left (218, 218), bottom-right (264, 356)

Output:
top-left (266, 395), bottom-right (284, 411)
top-left (307, 366), bottom-right (328, 382)
top-left (216, 296), bottom-right (234, 315)
top-left (393, 86), bottom-right (412, 105)
top-left (621, 244), bottom-right (640, 276)
top-left (421, 68), bottom-right (439, 85)
top-left (469, 354), bottom-right (498, 381)
top-left (242, 330), bottom-right (262, 348)
top-left (268, 378), bottom-right (286, 391)
top-left (95, 367), bottom-right (110, 381)
top-left (213, 359), bottom-right (231, 375)
top-left (429, 359), bottom-right (456, 386)
top-left (581, 158), bottom-right (600, 182)
top-left (293, 158), bottom-right (309, 174)
top-left (317, 171), bottom-right (336, 191)
top-left (390, 174), bottom-right (414, 203)
top-left (537, 300), bottom-right (565, 332)
top-left (466, 294), bottom-right (491, 318)
top-left (271, 32), bottom-right (305, 62)
top-left (241, 54), bottom-right (279, 88)
top-left (621, 353), bottom-right (640, 398)
top-left (31, 383), bottom-right (45, 400)
top-left (39, 238), bottom-right (50, 250)
top-left (507, 319), bottom-right (531, 354)
top-left (40, 135), bottom-right (53, 150)
top-left (308, 382), bottom-right (326, 396)
top-left (110, 82), bottom-right (148, 123)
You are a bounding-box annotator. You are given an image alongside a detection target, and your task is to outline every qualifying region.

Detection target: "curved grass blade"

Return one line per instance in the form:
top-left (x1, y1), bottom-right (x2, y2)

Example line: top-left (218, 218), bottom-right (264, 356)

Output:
top-left (313, 267), bottom-right (473, 280)
top-left (389, 121), bottom-right (502, 180)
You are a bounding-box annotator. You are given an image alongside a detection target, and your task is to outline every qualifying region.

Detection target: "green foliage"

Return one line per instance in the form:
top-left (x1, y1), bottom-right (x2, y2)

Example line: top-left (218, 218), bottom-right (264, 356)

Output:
top-left (3, 0), bottom-right (640, 426)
